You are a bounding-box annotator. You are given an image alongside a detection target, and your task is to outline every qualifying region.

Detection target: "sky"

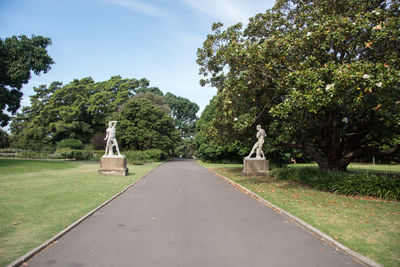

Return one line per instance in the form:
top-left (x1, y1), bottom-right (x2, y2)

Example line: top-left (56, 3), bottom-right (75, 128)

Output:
top-left (0, 0), bottom-right (276, 117)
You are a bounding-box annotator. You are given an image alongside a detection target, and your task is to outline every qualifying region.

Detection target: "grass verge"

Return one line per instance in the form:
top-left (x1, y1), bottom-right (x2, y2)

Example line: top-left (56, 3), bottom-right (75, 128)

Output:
top-left (199, 161), bottom-right (400, 267)
top-left (0, 159), bottom-right (161, 267)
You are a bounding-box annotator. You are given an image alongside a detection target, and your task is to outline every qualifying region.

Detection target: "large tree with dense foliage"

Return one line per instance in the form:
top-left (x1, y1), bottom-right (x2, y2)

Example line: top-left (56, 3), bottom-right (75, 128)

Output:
top-left (197, 0), bottom-right (400, 171)
top-left (115, 98), bottom-right (180, 151)
top-left (131, 92), bottom-right (171, 114)
top-left (196, 97), bottom-right (248, 162)
top-left (0, 35), bottom-right (54, 126)
top-left (126, 87), bottom-right (199, 138)
top-left (164, 92), bottom-right (199, 137)
top-left (135, 86), bottom-right (164, 96)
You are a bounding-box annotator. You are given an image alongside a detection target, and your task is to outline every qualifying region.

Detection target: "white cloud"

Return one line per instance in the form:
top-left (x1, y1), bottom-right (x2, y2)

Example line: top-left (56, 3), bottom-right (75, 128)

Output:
top-left (104, 0), bottom-right (177, 23)
top-left (180, 0), bottom-right (274, 24)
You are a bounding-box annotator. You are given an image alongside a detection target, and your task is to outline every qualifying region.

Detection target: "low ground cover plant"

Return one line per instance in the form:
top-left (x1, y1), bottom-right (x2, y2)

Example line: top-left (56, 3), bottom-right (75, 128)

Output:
top-left (273, 167), bottom-right (400, 200)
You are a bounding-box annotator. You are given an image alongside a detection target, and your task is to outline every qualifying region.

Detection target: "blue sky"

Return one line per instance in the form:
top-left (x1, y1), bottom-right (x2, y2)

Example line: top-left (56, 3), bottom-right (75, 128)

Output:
top-left (0, 0), bottom-right (275, 115)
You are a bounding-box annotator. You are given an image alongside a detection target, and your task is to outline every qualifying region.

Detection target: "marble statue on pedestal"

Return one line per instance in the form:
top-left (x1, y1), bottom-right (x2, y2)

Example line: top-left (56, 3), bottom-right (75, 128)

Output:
top-left (99, 121), bottom-right (128, 176)
top-left (242, 125), bottom-right (269, 176)
top-left (245, 125), bottom-right (266, 159)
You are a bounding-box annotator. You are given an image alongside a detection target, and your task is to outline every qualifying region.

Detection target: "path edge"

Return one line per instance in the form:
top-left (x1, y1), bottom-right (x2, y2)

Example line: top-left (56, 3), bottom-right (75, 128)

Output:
top-left (7, 162), bottom-right (164, 267)
top-left (200, 163), bottom-right (382, 267)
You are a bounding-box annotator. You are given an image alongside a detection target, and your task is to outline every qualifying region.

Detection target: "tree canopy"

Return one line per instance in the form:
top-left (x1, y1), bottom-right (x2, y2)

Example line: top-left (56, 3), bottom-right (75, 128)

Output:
top-left (0, 35), bottom-right (54, 126)
top-left (135, 86), bottom-right (164, 96)
top-left (197, 0), bottom-right (400, 170)
top-left (131, 92), bottom-right (171, 114)
top-left (164, 92), bottom-right (199, 137)
top-left (116, 98), bottom-right (180, 151)
top-left (196, 96), bottom-right (248, 162)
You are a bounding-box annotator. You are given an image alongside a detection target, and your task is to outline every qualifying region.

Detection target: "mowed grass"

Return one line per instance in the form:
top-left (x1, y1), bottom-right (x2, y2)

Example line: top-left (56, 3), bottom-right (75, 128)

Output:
top-left (0, 159), bottom-right (161, 267)
top-left (0, 159), bottom-right (79, 174)
top-left (200, 162), bottom-right (400, 267)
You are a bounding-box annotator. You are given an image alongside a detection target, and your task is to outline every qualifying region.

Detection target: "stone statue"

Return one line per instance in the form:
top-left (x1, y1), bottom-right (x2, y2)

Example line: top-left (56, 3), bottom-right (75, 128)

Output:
top-left (99, 121), bottom-right (128, 175)
top-left (104, 121), bottom-right (121, 156)
top-left (246, 125), bottom-right (266, 159)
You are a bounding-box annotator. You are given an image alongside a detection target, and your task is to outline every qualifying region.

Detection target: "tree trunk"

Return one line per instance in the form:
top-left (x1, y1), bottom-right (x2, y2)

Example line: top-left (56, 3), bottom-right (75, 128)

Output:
top-left (300, 145), bottom-right (351, 172)
top-left (325, 159), bottom-right (350, 172)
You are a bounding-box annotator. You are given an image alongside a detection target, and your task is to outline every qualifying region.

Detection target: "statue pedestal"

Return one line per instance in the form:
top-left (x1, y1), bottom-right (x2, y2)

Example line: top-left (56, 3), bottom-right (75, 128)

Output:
top-left (242, 158), bottom-right (270, 176)
top-left (99, 155), bottom-right (128, 176)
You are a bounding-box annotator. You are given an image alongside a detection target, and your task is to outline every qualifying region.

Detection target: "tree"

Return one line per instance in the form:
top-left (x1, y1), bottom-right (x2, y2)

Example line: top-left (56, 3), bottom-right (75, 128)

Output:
top-left (135, 86), bottom-right (164, 96)
top-left (197, 0), bottom-right (400, 171)
top-left (131, 92), bottom-right (170, 114)
top-left (0, 35), bottom-right (54, 126)
top-left (175, 137), bottom-right (197, 158)
top-left (196, 97), bottom-right (248, 162)
top-left (122, 85), bottom-right (199, 137)
top-left (115, 98), bottom-right (180, 151)
top-left (164, 92), bottom-right (199, 137)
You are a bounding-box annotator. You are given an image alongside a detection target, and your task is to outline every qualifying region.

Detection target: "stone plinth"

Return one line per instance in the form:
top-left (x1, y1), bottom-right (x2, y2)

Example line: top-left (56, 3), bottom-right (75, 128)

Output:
top-left (242, 158), bottom-right (270, 176)
top-left (99, 155), bottom-right (128, 176)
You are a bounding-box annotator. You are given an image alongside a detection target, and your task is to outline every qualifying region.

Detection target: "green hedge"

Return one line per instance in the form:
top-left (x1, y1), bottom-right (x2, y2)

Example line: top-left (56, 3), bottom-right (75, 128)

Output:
top-left (0, 150), bottom-right (57, 159)
top-left (56, 149), bottom-right (103, 160)
top-left (272, 167), bottom-right (400, 200)
top-left (125, 149), bottom-right (168, 164)
top-left (56, 138), bottom-right (83, 149)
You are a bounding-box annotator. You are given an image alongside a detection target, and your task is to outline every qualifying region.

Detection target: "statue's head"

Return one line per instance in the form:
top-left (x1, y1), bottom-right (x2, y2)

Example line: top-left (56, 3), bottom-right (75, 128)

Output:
top-left (108, 121), bottom-right (112, 127)
top-left (256, 125), bottom-right (261, 130)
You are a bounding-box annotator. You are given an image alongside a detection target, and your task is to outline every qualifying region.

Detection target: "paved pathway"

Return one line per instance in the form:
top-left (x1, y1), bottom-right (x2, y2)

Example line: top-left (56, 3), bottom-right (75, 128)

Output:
top-left (27, 160), bottom-right (365, 267)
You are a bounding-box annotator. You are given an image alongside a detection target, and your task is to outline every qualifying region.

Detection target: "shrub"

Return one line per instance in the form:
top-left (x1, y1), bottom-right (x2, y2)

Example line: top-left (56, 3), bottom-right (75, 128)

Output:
top-left (10, 139), bottom-right (55, 152)
top-left (196, 141), bottom-right (247, 163)
top-left (15, 151), bottom-right (49, 159)
top-left (57, 138), bottom-right (83, 149)
top-left (56, 149), bottom-right (103, 160)
top-left (272, 167), bottom-right (400, 200)
top-left (125, 149), bottom-right (168, 164)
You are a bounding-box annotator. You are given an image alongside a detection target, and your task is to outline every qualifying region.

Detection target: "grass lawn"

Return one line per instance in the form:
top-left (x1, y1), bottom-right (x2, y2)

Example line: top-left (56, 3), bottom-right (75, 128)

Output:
top-left (0, 159), bottom-right (161, 267)
top-left (200, 161), bottom-right (400, 267)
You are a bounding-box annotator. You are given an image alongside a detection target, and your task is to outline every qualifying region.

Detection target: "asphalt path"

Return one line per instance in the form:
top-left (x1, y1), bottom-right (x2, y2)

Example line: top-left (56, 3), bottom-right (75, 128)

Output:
top-left (27, 159), bottom-right (366, 267)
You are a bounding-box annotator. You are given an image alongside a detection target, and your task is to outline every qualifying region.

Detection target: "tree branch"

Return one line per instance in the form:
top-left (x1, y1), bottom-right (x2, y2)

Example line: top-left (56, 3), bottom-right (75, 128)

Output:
top-left (344, 144), bottom-right (400, 160)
